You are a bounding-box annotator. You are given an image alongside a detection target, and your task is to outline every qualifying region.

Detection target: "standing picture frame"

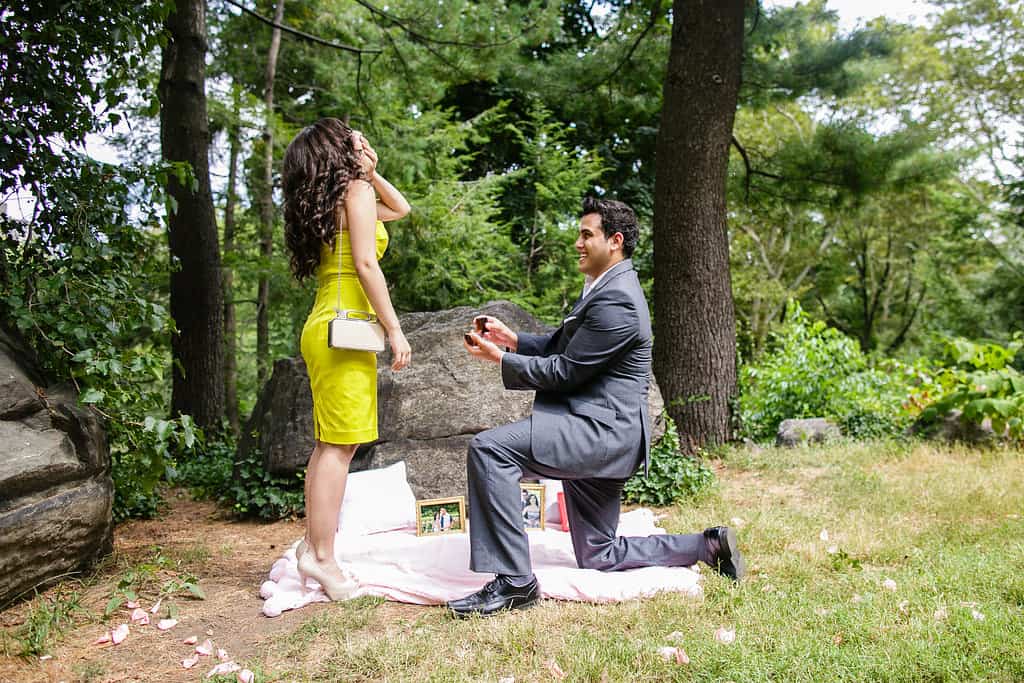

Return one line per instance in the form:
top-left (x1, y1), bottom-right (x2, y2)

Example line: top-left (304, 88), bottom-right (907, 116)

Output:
top-left (415, 496), bottom-right (466, 536)
top-left (520, 483), bottom-right (545, 531)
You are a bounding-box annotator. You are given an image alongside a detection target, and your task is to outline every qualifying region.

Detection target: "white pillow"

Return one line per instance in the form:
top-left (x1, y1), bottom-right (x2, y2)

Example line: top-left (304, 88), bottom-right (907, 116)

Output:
top-left (336, 461), bottom-right (416, 536)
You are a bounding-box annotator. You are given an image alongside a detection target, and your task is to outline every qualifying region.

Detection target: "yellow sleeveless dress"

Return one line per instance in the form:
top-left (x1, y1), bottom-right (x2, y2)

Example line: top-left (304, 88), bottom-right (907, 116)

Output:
top-left (300, 220), bottom-right (389, 445)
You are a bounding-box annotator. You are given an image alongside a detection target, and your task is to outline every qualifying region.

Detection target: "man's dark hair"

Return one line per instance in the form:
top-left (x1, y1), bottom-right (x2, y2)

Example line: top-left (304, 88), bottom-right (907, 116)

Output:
top-left (581, 196), bottom-right (639, 258)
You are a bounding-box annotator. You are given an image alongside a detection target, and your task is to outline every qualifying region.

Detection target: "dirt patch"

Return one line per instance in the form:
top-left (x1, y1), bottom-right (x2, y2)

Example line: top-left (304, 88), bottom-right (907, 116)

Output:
top-left (0, 490), bottom-right (327, 682)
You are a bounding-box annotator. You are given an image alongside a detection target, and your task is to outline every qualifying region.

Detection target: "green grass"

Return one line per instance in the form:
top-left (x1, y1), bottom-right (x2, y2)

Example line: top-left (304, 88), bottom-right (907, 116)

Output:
top-left (268, 441), bottom-right (1024, 680)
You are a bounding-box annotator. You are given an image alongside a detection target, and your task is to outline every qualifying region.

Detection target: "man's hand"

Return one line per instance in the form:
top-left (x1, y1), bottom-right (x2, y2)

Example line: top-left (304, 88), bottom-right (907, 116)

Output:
top-left (474, 315), bottom-right (518, 351)
top-left (463, 331), bottom-right (504, 364)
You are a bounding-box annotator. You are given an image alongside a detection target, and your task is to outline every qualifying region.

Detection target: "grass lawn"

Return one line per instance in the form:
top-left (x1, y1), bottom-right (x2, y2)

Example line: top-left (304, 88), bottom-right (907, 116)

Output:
top-left (262, 440), bottom-right (1024, 682)
top-left (2, 440), bottom-right (1021, 681)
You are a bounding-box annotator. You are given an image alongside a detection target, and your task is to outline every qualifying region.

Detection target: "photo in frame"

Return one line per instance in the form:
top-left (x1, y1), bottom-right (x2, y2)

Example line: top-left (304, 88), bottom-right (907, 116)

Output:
top-left (520, 483), bottom-right (545, 531)
top-left (415, 496), bottom-right (466, 536)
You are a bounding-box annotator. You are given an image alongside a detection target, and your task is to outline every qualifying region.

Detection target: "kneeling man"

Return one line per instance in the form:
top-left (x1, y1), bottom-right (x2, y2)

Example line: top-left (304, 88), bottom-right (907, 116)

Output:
top-left (449, 197), bottom-right (744, 618)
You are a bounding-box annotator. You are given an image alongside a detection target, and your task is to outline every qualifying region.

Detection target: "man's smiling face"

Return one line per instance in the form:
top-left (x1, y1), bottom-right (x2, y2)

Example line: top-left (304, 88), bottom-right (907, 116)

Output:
top-left (575, 212), bottom-right (622, 278)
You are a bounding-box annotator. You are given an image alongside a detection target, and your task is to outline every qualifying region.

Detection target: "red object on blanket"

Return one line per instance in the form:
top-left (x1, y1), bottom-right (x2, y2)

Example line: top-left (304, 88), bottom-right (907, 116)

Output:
top-left (557, 492), bottom-right (569, 532)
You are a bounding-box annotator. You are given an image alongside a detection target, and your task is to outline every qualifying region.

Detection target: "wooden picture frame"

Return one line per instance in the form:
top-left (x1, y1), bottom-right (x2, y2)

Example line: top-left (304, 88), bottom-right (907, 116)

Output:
top-left (415, 496), bottom-right (466, 536)
top-left (520, 483), bottom-right (545, 531)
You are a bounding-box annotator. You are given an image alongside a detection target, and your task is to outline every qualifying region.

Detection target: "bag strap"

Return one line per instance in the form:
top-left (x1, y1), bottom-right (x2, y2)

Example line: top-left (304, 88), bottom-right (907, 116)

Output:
top-left (335, 226), bottom-right (344, 316)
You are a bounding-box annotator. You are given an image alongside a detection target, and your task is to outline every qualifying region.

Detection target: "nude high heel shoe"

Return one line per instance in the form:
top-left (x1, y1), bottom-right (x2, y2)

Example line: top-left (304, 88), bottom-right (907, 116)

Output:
top-left (297, 553), bottom-right (358, 601)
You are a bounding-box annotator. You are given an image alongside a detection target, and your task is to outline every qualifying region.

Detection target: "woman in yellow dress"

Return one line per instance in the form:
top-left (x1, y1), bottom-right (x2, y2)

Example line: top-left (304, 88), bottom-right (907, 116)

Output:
top-left (282, 118), bottom-right (411, 600)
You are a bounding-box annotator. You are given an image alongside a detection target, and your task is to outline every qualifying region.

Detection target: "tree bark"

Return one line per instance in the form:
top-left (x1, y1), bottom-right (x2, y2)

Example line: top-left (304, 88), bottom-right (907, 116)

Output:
top-left (653, 0), bottom-right (745, 452)
top-left (257, 0), bottom-right (286, 388)
top-left (159, 0), bottom-right (225, 428)
top-left (222, 85), bottom-right (242, 435)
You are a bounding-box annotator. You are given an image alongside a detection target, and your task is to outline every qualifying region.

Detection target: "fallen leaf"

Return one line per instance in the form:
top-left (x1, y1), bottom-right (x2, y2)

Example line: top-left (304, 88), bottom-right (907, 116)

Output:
top-left (182, 655), bottom-right (200, 670)
top-left (130, 608), bottom-right (150, 625)
top-left (238, 670), bottom-right (256, 683)
top-left (882, 579), bottom-right (897, 592)
top-left (971, 609), bottom-right (985, 621)
top-left (714, 627), bottom-right (736, 645)
top-left (544, 658), bottom-right (566, 680)
top-left (150, 598), bottom-right (163, 615)
top-left (183, 635), bottom-right (198, 645)
top-left (819, 529), bottom-right (829, 541)
top-left (206, 661), bottom-right (241, 678)
top-left (158, 619), bottom-right (178, 631)
top-left (196, 639), bottom-right (214, 656)
top-left (111, 624), bottom-right (129, 645)
top-left (218, 648), bottom-right (230, 661)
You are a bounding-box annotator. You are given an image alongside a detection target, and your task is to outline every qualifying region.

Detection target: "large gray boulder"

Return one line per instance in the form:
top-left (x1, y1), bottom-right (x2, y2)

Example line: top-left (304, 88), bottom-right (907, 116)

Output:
top-left (243, 300), bottom-right (666, 499)
top-left (0, 329), bottom-right (113, 608)
top-left (775, 418), bottom-right (842, 447)
top-left (909, 409), bottom-right (1002, 444)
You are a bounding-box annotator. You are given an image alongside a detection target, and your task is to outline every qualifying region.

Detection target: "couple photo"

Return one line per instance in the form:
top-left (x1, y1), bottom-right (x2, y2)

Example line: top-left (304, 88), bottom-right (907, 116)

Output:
top-left (283, 118), bottom-right (745, 616)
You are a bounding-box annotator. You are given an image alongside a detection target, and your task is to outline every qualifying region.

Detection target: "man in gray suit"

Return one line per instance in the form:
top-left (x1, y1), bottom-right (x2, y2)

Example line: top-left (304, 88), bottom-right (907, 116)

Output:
top-left (448, 197), bottom-right (744, 617)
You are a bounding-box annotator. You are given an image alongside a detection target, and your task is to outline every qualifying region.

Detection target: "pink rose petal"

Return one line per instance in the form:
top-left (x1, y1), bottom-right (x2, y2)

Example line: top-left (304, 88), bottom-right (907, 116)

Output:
top-left (183, 635), bottom-right (198, 645)
top-left (657, 646), bottom-right (678, 661)
top-left (111, 624), bottom-right (129, 645)
top-left (196, 639), bottom-right (214, 656)
top-left (882, 578), bottom-right (897, 591)
top-left (675, 648), bottom-right (690, 665)
top-left (237, 670), bottom-right (255, 683)
top-left (544, 658), bottom-right (566, 680)
top-left (971, 609), bottom-right (985, 621)
top-left (150, 597), bottom-right (163, 614)
top-left (206, 661), bottom-right (241, 677)
top-left (93, 632), bottom-right (111, 646)
top-left (158, 618), bottom-right (178, 630)
top-left (217, 648), bottom-right (230, 661)
top-left (125, 600), bottom-right (140, 610)
top-left (130, 608), bottom-right (150, 625)
top-left (819, 529), bottom-right (829, 541)
top-left (714, 627), bottom-right (736, 645)
top-left (183, 654), bottom-right (200, 669)
top-left (666, 630), bottom-right (685, 643)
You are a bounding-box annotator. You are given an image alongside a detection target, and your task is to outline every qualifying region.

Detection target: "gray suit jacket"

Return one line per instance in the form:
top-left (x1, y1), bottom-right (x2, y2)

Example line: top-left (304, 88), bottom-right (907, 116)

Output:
top-left (500, 259), bottom-right (653, 479)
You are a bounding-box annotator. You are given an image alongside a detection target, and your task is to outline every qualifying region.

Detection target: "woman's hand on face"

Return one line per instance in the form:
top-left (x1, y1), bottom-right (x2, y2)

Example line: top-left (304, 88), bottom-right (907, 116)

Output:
top-left (389, 328), bottom-right (411, 371)
top-left (352, 131), bottom-right (378, 175)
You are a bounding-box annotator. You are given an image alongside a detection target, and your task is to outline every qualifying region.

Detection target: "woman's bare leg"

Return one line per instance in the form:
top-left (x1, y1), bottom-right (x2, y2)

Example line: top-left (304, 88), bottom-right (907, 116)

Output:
top-left (306, 440), bottom-right (358, 565)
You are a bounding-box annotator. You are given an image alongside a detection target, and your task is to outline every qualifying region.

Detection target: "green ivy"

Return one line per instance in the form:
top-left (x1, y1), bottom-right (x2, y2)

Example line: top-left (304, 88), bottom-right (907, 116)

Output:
top-left (623, 417), bottom-right (715, 507)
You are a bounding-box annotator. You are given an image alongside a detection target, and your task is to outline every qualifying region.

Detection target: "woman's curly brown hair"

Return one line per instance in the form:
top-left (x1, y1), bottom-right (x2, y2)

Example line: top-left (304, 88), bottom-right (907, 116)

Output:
top-left (282, 118), bottom-right (367, 281)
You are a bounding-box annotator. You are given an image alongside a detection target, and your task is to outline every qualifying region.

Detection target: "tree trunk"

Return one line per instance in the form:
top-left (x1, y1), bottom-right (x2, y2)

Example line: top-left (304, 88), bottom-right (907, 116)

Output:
top-left (257, 0), bottom-right (285, 388)
top-left (159, 0), bottom-right (225, 428)
top-left (653, 0), bottom-right (745, 452)
top-left (222, 85), bottom-right (242, 436)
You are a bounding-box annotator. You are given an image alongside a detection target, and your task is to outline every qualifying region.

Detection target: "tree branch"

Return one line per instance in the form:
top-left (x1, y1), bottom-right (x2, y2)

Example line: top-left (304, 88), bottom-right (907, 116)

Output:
top-left (352, 0), bottom-right (538, 48)
top-left (221, 0), bottom-right (382, 54)
top-left (577, 1), bottom-right (663, 92)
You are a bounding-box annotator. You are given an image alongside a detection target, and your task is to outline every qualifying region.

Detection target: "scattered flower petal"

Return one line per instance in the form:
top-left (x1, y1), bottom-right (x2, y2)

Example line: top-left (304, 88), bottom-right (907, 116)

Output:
top-left (93, 632), bottom-right (111, 645)
top-left (882, 579), bottom-right (897, 591)
top-left (971, 609), bottom-right (985, 621)
top-left (851, 594), bottom-right (863, 604)
top-left (666, 631), bottom-right (685, 643)
top-left (657, 646), bottom-right (677, 661)
top-left (125, 600), bottom-right (140, 610)
top-left (150, 598), bottom-right (163, 615)
top-left (130, 608), bottom-right (150, 625)
top-left (762, 583), bottom-right (775, 593)
top-left (218, 648), bottom-right (230, 661)
top-left (827, 545), bottom-right (839, 555)
top-left (183, 655), bottom-right (200, 670)
top-left (206, 661), bottom-right (241, 678)
top-left (206, 628), bottom-right (214, 636)
top-left (183, 635), bottom-right (198, 645)
top-left (934, 607), bottom-right (948, 621)
top-left (111, 624), bottom-right (129, 645)
top-left (238, 670), bottom-right (256, 683)
top-left (714, 627), bottom-right (736, 645)
top-left (39, 654), bottom-right (52, 661)
top-left (498, 677), bottom-right (515, 683)
top-left (833, 633), bottom-right (844, 645)
top-left (196, 639), bottom-right (214, 656)
top-left (819, 529), bottom-right (829, 542)
top-left (544, 658), bottom-right (566, 680)
top-left (898, 600), bottom-right (910, 614)
top-left (675, 648), bottom-right (690, 665)
top-left (730, 517), bottom-right (745, 528)
top-left (814, 608), bottom-right (830, 617)
top-left (158, 619), bottom-right (178, 631)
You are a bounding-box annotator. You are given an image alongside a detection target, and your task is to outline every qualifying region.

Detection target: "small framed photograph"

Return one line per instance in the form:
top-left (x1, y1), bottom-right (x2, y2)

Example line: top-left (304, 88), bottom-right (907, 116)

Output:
top-left (520, 483), bottom-right (545, 531)
top-left (415, 496), bottom-right (466, 536)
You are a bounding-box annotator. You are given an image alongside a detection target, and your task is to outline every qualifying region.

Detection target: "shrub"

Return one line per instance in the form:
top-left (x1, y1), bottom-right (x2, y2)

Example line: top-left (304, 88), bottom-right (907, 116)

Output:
top-left (623, 417), bottom-right (715, 506)
top-left (738, 302), bottom-right (913, 441)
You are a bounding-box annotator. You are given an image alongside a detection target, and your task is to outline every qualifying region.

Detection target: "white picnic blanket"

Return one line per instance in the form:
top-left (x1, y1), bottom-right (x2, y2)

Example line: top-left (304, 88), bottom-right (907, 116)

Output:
top-left (260, 508), bottom-right (702, 617)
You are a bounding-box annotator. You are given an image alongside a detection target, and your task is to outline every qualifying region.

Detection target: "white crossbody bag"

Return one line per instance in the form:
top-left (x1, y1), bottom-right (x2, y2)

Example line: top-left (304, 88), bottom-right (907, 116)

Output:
top-left (326, 232), bottom-right (386, 353)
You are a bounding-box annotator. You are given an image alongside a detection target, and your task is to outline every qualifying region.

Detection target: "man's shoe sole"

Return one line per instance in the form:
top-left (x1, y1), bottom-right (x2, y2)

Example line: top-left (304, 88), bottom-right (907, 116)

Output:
top-left (719, 526), bottom-right (746, 581)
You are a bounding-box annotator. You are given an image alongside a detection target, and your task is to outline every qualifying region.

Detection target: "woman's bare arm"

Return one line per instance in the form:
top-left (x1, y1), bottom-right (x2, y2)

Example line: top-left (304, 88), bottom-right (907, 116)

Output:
top-left (372, 171), bottom-right (411, 222)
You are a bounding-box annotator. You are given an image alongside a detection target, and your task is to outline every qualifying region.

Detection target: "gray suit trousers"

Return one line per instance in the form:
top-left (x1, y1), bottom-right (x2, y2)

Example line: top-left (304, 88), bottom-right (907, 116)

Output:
top-left (467, 418), bottom-right (711, 576)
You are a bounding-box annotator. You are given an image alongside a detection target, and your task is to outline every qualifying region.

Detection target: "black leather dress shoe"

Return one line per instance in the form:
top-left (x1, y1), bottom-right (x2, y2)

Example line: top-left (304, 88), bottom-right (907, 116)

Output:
top-left (704, 526), bottom-right (746, 581)
top-left (446, 575), bottom-right (540, 617)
